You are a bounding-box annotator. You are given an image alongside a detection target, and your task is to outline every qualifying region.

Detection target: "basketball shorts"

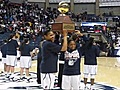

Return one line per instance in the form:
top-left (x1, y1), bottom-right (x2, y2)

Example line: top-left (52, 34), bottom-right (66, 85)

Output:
top-left (6, 55), bottom-right (17, 66)
top-left (84, 65), bottom-right (97, 78)
top-left (20, 56), bottom-right (32, 68)
top-left (41, 73), bottom-right (56, 89)
top-left (2, 57), bottom-right (7, 64)
top-left (62, 75), bottom-right (81, 90)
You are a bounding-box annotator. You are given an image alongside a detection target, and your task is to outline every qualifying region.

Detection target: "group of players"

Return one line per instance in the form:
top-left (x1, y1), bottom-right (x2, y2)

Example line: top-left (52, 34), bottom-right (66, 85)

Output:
top-left (0, 32), bottom-right (34, 82)
top-left (37, 30), bottom-right (100, 90)
top-left (0, 29), bottom-right (100, 90)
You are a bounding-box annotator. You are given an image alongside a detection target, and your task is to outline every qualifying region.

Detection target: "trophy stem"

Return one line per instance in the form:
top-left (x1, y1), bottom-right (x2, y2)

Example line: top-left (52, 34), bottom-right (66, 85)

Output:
top-left (60, 14), bottom-right (66, 16)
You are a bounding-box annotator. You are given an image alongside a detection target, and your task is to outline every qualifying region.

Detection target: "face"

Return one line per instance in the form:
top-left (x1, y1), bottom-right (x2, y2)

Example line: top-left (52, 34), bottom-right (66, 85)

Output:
top-left (68, 41), bottom-right (76, 50)
top-left (44, 31), bottom-right (55, 42)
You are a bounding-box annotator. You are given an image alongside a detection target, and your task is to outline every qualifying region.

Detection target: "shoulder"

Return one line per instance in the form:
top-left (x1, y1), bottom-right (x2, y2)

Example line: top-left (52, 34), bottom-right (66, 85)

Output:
top-left (93, 45), bottom-right (99, 48)
top-left (43, 41), bottom-right (58, 46)
top-left (12, 39), bottom-right (18, 43)
top-left (26, 44), bottom-right (30, 47)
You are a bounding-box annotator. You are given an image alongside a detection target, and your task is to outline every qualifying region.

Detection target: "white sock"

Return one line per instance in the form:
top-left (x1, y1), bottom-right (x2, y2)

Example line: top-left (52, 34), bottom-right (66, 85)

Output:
top-left (26, 76), bottom-right (30, 79)
top-left (4, 72), bottom-right (7, 74)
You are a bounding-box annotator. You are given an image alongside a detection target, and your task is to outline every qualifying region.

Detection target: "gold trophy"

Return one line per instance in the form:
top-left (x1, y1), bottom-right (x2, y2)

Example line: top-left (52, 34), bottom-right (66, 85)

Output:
top-left (52, 1), bottom-right (75, 33)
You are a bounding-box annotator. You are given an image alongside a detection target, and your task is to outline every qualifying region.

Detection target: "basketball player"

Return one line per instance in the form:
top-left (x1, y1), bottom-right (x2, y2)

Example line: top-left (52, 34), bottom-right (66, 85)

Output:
top-left (6, 33), bottom-right (19, 79)
top-left (58, 30), bottom-right (87, 89)
top-left (61, 39), bottom-right (81, 90)
top-left (83, 37), bottom-right (100, 90)
top-left (0, 40), bottom-right (8, 76)
top-left (19, 38), bottom-right (33, 81)
top-left (40, 30), bottom-right (67, 89)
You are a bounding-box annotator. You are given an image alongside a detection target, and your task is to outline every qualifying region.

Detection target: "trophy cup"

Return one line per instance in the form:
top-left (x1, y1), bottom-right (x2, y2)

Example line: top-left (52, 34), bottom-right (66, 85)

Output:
top-left (52, 1), bottom-right (75, 33)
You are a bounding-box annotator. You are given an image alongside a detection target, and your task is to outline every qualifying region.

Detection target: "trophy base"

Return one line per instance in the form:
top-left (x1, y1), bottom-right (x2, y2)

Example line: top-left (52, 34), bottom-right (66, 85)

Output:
top-left (52, 15), bottom-right (75, 33)
top-left (52, 22), bottom-right (75, 33)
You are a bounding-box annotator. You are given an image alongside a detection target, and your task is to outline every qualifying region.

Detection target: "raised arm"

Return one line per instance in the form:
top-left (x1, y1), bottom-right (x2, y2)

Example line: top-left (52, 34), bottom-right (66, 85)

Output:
top-left (60, 30), bottom-right (68, 51)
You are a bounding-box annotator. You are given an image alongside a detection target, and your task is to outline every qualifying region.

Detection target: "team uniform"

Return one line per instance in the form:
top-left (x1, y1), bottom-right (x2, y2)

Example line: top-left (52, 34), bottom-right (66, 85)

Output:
top-left (1, 43), bottom-right (7, 64)
top-left (19, 44), bottom-right (33, 68)
top-left (40, 40), bottom-right (62, 89)
top-left (6, 39), bottom-right (19, 67)
top-left (62, 48), bottom-right (81, 90)
top-left (83, 45), bottom-right (100, 79)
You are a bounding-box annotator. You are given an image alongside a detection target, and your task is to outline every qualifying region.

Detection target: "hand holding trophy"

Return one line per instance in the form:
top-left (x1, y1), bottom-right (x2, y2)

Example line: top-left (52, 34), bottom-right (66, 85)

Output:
top-left (52, 1), bottom-right (75, 33)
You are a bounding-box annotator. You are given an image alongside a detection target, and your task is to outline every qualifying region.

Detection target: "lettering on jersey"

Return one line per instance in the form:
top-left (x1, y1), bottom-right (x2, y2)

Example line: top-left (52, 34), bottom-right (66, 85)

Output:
top-left (65, 50), bottom-right (80, 66)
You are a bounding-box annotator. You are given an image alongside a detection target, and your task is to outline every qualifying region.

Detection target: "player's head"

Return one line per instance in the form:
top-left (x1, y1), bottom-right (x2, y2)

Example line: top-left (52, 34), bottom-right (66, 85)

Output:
top-left (89, 37), bottom-right (94, 44)
top-left (68, 39), bottom-right (76, 50)
top-left (85, 37), bottom-right (94, 49)
top-left (23, 38), bottom-right (29, 44)
top-left (43, 30), bottom-right (55, 42)
top-left (8, 32), bottom-right (16, 41)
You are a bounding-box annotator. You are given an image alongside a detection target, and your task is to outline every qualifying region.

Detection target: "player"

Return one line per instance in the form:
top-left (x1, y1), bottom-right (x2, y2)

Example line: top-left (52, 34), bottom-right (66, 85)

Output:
top-left (61, 39), bottom-right (82, 90)
top-left (83, 37), bottom-right (100, 90)
top-left (40, 30), bottom-right (67, 89)
top-left (19, 38), bottom-right (33, 81)
top-left (6, 33), bottom-right (19, 79)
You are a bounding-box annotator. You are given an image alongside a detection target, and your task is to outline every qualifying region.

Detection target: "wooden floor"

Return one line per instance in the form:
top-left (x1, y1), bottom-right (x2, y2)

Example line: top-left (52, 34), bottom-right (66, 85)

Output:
top-left (81, 57), bottom-right (120, 88)
top-left (0, 57), bottom-right (120, 88)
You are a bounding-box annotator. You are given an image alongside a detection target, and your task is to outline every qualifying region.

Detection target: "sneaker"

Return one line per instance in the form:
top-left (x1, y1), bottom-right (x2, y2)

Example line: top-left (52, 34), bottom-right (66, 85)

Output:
top-left (6, 74), bottom-right (11, 79)
top-left (25, 77), bottom-right (32, 83)
top-left (0, 71), bottom-right (4, 74)
top-left (9, 73), bottom-right (17, 81)
top-left (17, 77), bottom-right (24, 82)
top-left (90, 85), bottom-right (95, 90)
top-left (9, 74), bottom-right (14, 79)
top-left (0, 72), bottom-right (6, 77)
top-left (84, 86), bottom-right (90, 90)
top-left (9, 77), bottom-right (15, 81)
top-left (20, 76), bottom-right (26, 80)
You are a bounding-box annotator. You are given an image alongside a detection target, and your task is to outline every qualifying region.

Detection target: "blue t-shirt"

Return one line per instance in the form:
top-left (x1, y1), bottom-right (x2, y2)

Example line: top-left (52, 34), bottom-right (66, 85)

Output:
top-left (40, 40), bottom-right (62, 73)
top-left (84, 45), bottom-right (100, 65)
top-left (1, 43), bottom-right (7, 58)
top-left (63, 49), bottom-right (81, 75)
top-left (7, 39), bottom-right (19, 55)
top-left (20, 44), bottom-right (33, 56)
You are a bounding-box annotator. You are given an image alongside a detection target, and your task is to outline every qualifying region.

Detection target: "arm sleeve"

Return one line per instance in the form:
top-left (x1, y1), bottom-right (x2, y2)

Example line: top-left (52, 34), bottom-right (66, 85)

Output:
top-left (82, 35), bottom-right (89, 42)
top-left (78, 47), bottom-right (82, 57)
top-left (95, 46), bottom-right (100, 57)
top-left (15, 40), bottom-right (19, 48)
top-left (29, 45), bottom-right (33, 52)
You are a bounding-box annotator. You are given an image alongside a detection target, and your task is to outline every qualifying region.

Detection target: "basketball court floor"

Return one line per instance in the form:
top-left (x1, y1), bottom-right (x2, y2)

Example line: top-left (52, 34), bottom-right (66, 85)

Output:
top-left (0, 57), bottom-right (120, 90)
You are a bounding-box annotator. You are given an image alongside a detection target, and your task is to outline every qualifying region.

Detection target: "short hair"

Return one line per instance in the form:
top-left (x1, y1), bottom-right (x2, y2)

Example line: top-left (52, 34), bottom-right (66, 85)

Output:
top-left (68, 39), bottom-right (76, 45)
top-left (43, 30), bottom-right (52, 36)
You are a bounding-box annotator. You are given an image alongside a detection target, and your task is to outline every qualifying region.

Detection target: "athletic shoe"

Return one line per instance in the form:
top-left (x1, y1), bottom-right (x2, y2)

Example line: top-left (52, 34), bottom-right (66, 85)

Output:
top-left (84, 86), bottom-right (90, 90)
top-left (17, 77), bottom-right (24, 82)
top-left (90, 85), bottom-right (95, 90)
top-left (0, 72), bottom-right (6, 77)
top-left (6, 74), bottom-right (11, 79)
top-left (0, 71), bottom-right (4, 74)
top-left (25, 77), bottom-right (32, 83)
